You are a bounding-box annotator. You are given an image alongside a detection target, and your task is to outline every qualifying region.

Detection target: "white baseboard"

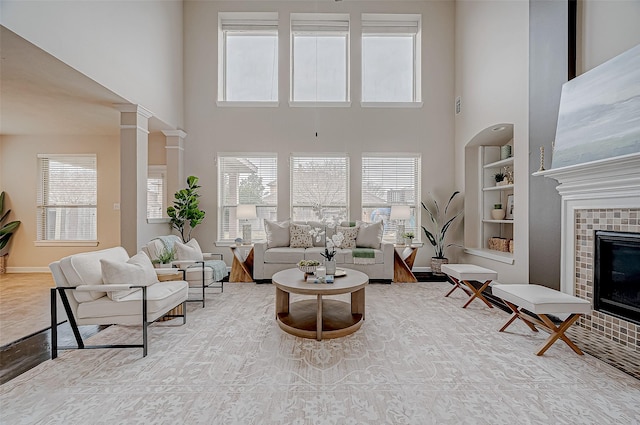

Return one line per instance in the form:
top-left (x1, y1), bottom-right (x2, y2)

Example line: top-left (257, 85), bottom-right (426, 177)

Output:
top-left (413, 266), bottom-right (432, 273)
top-left (4, 267), bottom-right (51, 273)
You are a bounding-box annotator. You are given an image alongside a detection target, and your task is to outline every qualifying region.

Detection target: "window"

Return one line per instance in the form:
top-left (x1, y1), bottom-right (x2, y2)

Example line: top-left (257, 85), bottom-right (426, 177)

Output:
top-left (291, 13), bottom-right (350, 103)
top-left (218, 154), bottom-right (278, 242)
top-left (361, 154), bottom-right (421, 240)
top-left (361, 14), bottom-right (421, 104)
top-left (291, 154), bottom-right (349, 222)
top-left (37, 154), bottom-right (97, 241)
top-left (218, 12), bottom-right (278, 103)
top-left (147, 166), bottom-right (166, 220)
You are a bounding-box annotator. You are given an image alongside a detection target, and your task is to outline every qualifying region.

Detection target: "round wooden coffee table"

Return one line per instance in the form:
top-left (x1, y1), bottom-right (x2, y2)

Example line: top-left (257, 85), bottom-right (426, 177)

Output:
top-left (273, 268), bottom-right (368, 341)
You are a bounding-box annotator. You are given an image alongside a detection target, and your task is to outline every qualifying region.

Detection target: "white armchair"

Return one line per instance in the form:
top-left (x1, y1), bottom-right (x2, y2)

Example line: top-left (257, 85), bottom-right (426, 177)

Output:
top-left (143, 236), bottom-right (228, 308)
top-left (49, 247), bottom-right (188, 358)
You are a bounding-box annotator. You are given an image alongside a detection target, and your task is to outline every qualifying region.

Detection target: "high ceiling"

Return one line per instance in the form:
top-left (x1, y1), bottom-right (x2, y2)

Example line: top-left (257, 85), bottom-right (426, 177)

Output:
top-left (0, 26), bottom-right (126, 136)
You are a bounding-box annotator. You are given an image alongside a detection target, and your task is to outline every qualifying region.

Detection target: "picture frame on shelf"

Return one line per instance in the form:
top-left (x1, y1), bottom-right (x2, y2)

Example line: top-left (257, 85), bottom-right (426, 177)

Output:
top-left (506, 194), bottom-right (514, 220)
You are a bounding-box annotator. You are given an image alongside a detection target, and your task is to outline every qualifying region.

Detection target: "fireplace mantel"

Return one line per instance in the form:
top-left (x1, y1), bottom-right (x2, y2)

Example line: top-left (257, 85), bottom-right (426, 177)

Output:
top-left (534, 152), bottom-right (640, 295)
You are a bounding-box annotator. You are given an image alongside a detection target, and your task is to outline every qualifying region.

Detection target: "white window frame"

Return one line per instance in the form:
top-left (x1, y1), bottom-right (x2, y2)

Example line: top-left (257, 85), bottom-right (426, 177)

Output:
top-left (361, 153), bottom-right (422, 242)
top-left (217, 12), bottom-right (279, 107)
top-left (35, 154), bottom-right (98, 247)
top-left (290, 153), bottom-right (350, 223)
top-left (147, 165), bottom-right (167, 223)
top-left (361, 14), bottom-right (422, 107)
top-left (217, 153), bottom-right (278, 244)
top-left (290, 13), bottom-right (351, 107)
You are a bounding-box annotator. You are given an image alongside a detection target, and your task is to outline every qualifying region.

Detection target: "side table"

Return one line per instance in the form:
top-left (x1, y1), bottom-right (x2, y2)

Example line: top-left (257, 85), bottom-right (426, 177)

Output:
top-left (393, 245), bottom-right (419, 283)
top-left (230, 245), bottom-right (254, 282)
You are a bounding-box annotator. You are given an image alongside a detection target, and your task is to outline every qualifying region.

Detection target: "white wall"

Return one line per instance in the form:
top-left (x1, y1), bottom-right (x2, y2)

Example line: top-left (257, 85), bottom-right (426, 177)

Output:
top-left (455, 0), bottom-right (530, 283)
top-left (184, 0), bottom-right (456, 267)
top-left (0, 0), bottom-right (184, 129)
top-left (578, 0), bottom-right (640, 74)
top-left (0, 135), bottom-right (122, 270)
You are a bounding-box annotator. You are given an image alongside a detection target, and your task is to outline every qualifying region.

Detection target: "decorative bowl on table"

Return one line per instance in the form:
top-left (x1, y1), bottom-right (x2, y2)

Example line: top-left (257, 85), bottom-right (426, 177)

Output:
top-left (297, 260), bottom-right (320, 281)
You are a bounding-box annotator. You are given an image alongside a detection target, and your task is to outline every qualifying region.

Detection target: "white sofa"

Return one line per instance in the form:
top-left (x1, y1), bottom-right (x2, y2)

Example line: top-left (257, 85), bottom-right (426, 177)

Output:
top-left (252, 220), bottom-right (394, 281)
top-left (49, 247), bottom-right (188, 357)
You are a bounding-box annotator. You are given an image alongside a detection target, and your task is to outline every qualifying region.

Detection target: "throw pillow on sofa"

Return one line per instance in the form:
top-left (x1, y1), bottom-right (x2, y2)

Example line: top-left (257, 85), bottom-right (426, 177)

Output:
top-left (175, 238), bottom-right (204, 261)
top-left (336, 226), bottom-right (359, 249)
top-left (356, 220), bottom-right (384, 249)
top-left (101, 251), bottom-right (159, 301)
top-left (265, 219), bottom-right (290, 248)
top-left (290, 223), bottom-right (313, 248)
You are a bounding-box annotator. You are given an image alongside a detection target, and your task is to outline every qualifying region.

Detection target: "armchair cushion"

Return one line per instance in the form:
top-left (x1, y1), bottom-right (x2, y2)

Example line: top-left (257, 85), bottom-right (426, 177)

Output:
top-left (175, 239), bottom-right (204, 262)
top-left (100, 252), bottom-right (159, 301)
top-left (76, 280), bottom-right (187, 320)
top-left (59, 247), bottom-right (130, 303)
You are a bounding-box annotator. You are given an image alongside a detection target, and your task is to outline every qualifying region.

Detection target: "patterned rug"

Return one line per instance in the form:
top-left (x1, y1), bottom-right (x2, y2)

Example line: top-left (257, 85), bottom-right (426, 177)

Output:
top-left (1, 282), bottom-right (639, 424)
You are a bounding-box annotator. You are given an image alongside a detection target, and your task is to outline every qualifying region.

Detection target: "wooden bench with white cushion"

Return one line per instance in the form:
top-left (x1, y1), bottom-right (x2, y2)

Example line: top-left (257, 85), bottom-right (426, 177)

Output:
top-left (492, 284), bottom-right (591, 356)
top-left (441, 264), bottom-right (498, 309)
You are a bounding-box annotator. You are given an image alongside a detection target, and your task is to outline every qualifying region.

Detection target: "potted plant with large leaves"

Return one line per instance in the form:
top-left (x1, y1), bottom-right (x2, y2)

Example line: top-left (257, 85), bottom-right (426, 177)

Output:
top-left (167, 176), bottom-right (205, 243)
top-left (0, 192), bottom-right (21, 274)
top-left (421, 191), bottom-right (463, 275)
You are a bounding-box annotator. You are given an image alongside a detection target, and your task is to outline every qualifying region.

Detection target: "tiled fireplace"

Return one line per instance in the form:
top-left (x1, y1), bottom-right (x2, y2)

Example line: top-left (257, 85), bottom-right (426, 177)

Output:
top-left (539, 153), bottom-right (640, 378)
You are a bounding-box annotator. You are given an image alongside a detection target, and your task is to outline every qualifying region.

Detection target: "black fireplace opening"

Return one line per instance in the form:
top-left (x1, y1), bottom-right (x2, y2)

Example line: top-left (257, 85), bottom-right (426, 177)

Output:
top-left (594, 231), bottom-right (640, 325)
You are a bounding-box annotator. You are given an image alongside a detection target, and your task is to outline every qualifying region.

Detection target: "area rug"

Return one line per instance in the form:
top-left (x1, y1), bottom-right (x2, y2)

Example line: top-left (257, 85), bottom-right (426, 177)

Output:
top-left (1, 282), bottom-right (639, 424)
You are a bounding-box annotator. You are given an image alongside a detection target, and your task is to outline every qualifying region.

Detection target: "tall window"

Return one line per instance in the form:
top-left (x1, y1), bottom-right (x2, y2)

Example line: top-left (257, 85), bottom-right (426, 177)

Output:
top-left (361, 14), bottom-right (421, 104)
top-left (291, 154), bottom-right (349, 222)
top-left (218, 154), bottom-right (278, 242)
top-left (361, 154), bottom-right (421, 240)
top-left (291, 13), bottom-right (350, 102)
top-left (37, 154), bottom-right (97, 241)
top-left (218, 12), bottom-right (278, 102)
top-left (147, 166), bottom-right (166, 219)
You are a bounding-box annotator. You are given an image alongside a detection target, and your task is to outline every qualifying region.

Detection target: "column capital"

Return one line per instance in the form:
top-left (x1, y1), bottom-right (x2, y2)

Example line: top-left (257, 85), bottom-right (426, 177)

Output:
top-left (162, 129), bottom-right (188, 139)
top-left (114, 103), bottom-right (154, 119)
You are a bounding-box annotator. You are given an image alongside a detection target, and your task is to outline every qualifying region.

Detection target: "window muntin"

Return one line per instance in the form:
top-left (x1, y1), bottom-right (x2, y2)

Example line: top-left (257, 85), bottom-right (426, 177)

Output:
top-left (37, 154), bottom-right (97, 241)
top-left (290, 154), bottom-right (349, 222)
top-left (361, 154), bottom-right (421, 241)
top-left (218, 154), bottom-right (278, 242)
top-left (147, 166), bottom-right (166, 219)
top-left (219, 13), bottom-right (278, 102)
top-left (291, 14), bottom-right (350, 103)
top-left (361, 14), bottom-right (421, 104)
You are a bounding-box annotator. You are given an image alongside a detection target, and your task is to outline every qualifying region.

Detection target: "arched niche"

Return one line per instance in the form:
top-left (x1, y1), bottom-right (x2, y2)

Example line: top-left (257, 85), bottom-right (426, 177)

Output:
top-left (463, 123), bottom-right (514, 251)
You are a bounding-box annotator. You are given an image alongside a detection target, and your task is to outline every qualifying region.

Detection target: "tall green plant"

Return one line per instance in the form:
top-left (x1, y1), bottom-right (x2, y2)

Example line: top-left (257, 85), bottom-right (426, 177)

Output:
top-left (0, 192), bottom-right (21, 252)
top-left (167, 176), bottom-right (205, 242)
top-left (421, 191), bottom-right (463, 259)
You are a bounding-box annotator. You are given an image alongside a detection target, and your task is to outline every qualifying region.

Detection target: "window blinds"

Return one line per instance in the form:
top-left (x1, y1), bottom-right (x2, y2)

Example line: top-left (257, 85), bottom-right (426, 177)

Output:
top-left (361, 14), bottom-right (420, 35)
top-left (37, 154), bottom-right (97, 241)
top-left (362, 154), bottom-right (421, 207)
top-left (290, 154), bottom-right (349, 221)
top-left (291, 13), bottom-right (350, 34)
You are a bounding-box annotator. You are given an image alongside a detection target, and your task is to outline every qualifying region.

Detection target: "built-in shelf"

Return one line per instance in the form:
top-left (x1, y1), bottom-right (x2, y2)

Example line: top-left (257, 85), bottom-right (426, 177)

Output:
top-left (464, 248), bottom-right (514, 264)
top-left (483, 157), bottom-right (514, 169)
top-left (478, 145), bottom-right (515, 260)
top-left (483, 184), bottom-right (514, 192)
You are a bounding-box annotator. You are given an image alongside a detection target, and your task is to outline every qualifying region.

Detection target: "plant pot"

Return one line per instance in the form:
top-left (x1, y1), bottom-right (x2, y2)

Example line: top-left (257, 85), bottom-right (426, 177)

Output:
top-left (431, 257), bottom-right (448, 276)
top-left (491, 209), bottom-right (506, 220)
top-left (0, 254), bottom-right (6, 274)
top-left (404, 238), bottom-right (413, 246)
